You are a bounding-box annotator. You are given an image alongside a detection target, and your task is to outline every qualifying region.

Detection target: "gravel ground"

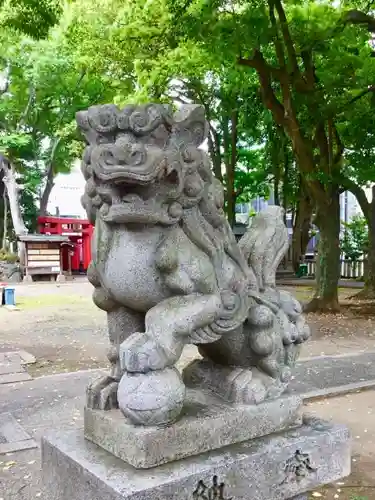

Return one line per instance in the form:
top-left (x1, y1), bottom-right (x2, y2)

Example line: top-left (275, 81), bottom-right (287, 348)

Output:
top-left (1, 281), bottom-right (375, 499)
top-left (1, 281), bottom-right (375, 377)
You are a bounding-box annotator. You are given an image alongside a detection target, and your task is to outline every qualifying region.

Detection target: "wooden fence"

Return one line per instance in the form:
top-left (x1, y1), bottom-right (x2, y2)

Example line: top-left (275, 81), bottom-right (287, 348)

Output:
top-left (305, 259), bottom-right (365, 279)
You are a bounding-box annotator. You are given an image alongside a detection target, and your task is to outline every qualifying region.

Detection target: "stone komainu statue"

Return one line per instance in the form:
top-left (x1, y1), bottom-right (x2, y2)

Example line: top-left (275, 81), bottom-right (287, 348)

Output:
top-left (76, 103), bottom-right (310, 426)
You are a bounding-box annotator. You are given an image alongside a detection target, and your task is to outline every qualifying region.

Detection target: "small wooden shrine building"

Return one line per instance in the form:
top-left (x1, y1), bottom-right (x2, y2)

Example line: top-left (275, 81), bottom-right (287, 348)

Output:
top-left (18, 234), bottom-right (73, 282)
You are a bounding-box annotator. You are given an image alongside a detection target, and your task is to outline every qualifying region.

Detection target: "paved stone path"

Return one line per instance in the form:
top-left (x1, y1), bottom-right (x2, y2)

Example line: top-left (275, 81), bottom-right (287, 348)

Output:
top-left (0, 351), bottom-right (35, 385)
top-left (0, 352), bottom-right (375, 499)
top-left (1, 351), bottom-right (375, 427)
top-left (0, 413), bottom-right (37, 454)
top-left (291, 351), bottom-right (375, 399)
top-left (0, 350), bottom-right (374, 456)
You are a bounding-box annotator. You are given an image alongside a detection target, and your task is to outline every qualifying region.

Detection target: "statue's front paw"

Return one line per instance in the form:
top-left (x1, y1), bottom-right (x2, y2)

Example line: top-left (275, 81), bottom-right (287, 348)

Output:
top-left (119, 332), bottom-right (170, 373)
top-left (86, 375), bottom-right (119, 410)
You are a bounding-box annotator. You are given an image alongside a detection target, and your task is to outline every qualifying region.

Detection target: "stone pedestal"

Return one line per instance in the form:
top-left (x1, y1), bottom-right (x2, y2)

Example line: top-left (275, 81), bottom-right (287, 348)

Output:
top-left (84, 391), bottom-right (302, 468)
top-left (42, 416), bottom-right (350, 500)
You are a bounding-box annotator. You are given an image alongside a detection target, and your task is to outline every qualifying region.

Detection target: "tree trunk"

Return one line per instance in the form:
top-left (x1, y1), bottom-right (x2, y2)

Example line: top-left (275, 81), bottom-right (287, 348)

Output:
top-left (222, 110), bottom-right (237, 227)
top-left (207, 128), bottom-right (223, 183)
top-left (281, 151), bottom-right (289, 268)
top-left (344, 183), bottom-right (375, 299)
top-left (39, 137), bottom-right (61, 216)
top-left (226, 169), bottom-right (235, 227)
top-left (281, 137), bottom-right (289, 215)
top-left (1, 157), bottom-right (28, 266)
top-left (291, 186), bottom-right (313, 272)
top-left (304, 190), bottom-right (341, 312)
top-left (361, 212), bottom-right (375, 297)
top-left (355, 186), bottom-right (375, 299)
top-left (228, 110), bottom-right (238, 227)
top-left (273, 163), bottom-right (280, 206)
top-left (2, 189), bottom-right (8, 250)
top-left (39, 166), bottom-right (54, 216)
top-left (0, 158), bottom-right (27, 236)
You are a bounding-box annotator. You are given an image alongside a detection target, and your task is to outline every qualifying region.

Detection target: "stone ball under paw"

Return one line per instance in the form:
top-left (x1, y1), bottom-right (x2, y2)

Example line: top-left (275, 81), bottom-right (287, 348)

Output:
top-left (247, 304), bottom-right (274, 328)
top-left (118, 367), bottom-right (186, 426)
top-left (249, 330), bottom-right (274, 356)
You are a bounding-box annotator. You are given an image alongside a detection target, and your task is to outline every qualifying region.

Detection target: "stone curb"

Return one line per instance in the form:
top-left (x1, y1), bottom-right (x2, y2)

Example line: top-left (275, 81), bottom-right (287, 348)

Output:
top-left (302, 379), bottom-right (375, 402)
top-left (298, 350), bottom-right (375, 362)
top-left (277, 279), bottom-right (364, 289)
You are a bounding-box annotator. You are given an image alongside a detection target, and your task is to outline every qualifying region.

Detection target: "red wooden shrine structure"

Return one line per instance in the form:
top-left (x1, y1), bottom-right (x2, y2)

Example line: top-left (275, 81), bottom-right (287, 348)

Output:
top-left (37, 216), bottom-right (93, 274)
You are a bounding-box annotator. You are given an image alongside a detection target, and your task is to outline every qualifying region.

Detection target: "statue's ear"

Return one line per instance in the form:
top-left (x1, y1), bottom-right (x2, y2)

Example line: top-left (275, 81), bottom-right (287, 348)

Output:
top-left (76, 104), bottom-right (118, 145)
top-left (76, 110), bottom-right (91, 144)
top-left (172, 104), bottom-right (209, 147)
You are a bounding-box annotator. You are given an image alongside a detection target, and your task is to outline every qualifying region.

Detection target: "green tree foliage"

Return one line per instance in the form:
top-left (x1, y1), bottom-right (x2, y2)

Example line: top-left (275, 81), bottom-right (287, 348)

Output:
top-left (61, 0), bottom-right (275, 225)
top-left (158, 0), bottom-right (375, 311)
top-left (0, 0), bottom-right (62, 39)
top-left (59, 0), bottom-right (375, 292)
top-left (0, 19), bottom-right (122, 231)
top-left (340, 215), bottom-right (368, 262)
top-left (3, 0), bottom-right (375, 309)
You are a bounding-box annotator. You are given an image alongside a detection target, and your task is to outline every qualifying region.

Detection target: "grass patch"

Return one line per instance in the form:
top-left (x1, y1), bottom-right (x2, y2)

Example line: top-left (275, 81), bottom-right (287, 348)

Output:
top-left (16, 294), bottom-right (91, 309)
top-left (285, 286), bottom-right (360, 304)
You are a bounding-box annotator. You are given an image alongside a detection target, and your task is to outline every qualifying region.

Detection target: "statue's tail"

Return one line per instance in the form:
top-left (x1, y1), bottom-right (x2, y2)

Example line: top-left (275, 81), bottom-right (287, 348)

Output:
top-left (238, 206), bottom-right (289, 291)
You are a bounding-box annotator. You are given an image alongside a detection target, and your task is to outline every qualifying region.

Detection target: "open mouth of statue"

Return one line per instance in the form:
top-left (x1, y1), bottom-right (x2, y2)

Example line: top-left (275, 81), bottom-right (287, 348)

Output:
top-left (96, 167), bottom-right (160, 185)
top-left (122, 193), bottom-right (145, 204)
top-left (93, 147), bottom-right (167, 186)
top-left (99, 184), bottom-right (158, 223)
top-left (101, 196), bottom-right (160, 224)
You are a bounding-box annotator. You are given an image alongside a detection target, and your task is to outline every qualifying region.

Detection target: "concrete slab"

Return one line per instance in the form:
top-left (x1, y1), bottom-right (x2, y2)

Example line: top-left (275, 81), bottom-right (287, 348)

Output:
top-left (0, 439), bottom-right (38, 454)
top-left (0, 372), bottom-right (32, 384)
top-left (0, 350), bottom-right (33, 384)
top-left (18, 350), bottom-right (36, 365)
top-left (4, 351), bottom-right (24, 364)
top-left (0, 363), bottom-right (25, 375)
top-left (291, 351), bottom-right (375, 397)
top-left (0, 412), bottom-right (37, 454)
top-left (0, 412), bottom-right (31, 441)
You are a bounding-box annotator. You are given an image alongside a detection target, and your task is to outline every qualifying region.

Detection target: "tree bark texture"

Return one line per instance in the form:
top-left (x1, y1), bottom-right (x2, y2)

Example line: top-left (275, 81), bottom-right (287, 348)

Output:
top-left (355, 186), bottom-right (375, 299)
top-left (363, 206), bottom-right (375, 297)
top-left (2, 189), bottom-right (8, 250)
top-left (39, 137), bottom-right (62, 216)
top-left (0, 157), bottom-right (27, 236)
top-left (39, 165), bottom-right (54, 216)
top-left (304, 191), bottom-right (341, 312)
top-left (0, 157), bottom-right (28, 265)
top-left (291, 186), bottom-right (313, 273)
top-left (222, 110), bottom-right (238, 227)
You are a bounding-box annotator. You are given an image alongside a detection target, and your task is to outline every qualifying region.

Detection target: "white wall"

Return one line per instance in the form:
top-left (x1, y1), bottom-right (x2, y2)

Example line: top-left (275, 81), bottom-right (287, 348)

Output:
top-left (340, 185), bottom-right (375, 224)
top-left (47, 160), bottom-right (86, 218)
top-left (47, 158), bottom-right (375, 225)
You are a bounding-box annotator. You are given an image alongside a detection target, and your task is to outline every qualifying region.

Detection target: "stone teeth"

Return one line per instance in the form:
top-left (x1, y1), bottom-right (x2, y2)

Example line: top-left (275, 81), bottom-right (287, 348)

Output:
top-left (122, 193), bottom-right (143, 203)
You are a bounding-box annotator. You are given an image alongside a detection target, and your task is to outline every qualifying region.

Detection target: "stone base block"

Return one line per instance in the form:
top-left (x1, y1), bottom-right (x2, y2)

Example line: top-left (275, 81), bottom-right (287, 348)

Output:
top-left (42, 416), bottom-right (350, 500)
top-left (84, 390), bottom-right (302, 468)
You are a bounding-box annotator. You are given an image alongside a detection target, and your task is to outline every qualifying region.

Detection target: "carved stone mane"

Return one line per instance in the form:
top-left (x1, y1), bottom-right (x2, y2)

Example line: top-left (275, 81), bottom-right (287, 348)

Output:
top-left (77, 103), bottom-right (255, 294)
